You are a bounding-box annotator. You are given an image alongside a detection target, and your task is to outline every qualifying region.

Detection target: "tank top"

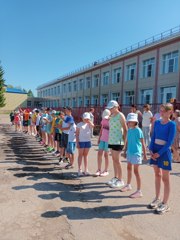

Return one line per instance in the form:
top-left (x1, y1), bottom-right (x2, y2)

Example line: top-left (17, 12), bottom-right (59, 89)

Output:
top-left (108, 113), bottom-right (124, 145)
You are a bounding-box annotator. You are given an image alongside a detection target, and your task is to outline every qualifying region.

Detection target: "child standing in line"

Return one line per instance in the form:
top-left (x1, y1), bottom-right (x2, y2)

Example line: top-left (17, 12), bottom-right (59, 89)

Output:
top-left (76, 112), bottom-right (94, 176)
top-left (95, 109), bottom-right (111, 177)
top-left (148, 103), bottom-right (176, 214)
top-left (121, 113), bottom-right (147, 198)
top-left (14, 111), bottom-right (21, 132)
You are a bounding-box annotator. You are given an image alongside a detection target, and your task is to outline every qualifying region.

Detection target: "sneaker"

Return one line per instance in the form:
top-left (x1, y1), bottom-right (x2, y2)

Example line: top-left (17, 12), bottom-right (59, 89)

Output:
top-left (55, 152), bottom-right (61, 157)
top-left (78, 170), bottom-right (84, 177)
top-left (94, 170), bottom-right (101, 176)
top-left (129, 190), bottom-right (143, 198)
top-left (110, 179), bottom-right (124, 188)
top-left (147, 198), bottom-right (161, 209)
top-left (52, 150), bottom-right (58, 155)
top-left (63, 157), bottom-right (70, 163)
top-left (120, 184), bottom-right (132, 192)
top-left (106, 177), bottom-right (118, 186)
top-left (155, 203), bottom-right (170, 214)
top-left (84, 171), bottom-right (91, 176)
top-left (100, 171), bottom-right (109, 177)
top-left (59, 157), bottom-right (64, 164)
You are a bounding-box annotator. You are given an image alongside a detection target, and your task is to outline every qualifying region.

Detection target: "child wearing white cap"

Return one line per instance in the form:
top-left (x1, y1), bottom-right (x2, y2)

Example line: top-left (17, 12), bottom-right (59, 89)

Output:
top-left (95, 109), bottom-right (111, 177)
top-left (76, 112), bottom-right (94, 176)
top-left (121, 113), bottom-right (147, 198)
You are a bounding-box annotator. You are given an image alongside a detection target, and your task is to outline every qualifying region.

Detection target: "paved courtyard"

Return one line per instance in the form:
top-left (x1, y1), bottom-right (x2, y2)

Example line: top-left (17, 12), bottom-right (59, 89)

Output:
top-left (0, 114), bottom-right (180, 240)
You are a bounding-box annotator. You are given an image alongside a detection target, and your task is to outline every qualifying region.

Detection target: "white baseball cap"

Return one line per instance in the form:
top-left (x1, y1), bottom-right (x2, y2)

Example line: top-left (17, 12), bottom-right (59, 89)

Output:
top-left (83, 112), bottom-right (91, 120)
top-left (102, 109), bottom-right (111, 119)
top-left (51, 110), bottom-right (56, 114)
top-left (106, 100), bottom-right (119, 109)
top-left (126, 113), bottom-right (138, 122)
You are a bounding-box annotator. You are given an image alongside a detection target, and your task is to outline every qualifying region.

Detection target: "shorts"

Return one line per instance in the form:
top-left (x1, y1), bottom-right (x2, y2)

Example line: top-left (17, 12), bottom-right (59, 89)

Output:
top-left (54, 133), bottom-right (61, 142)
top-left (99, 141), bottom-right (109, 152)
top-left (41, 125), bottom-right (47, 132)
top-left (108, 144), bottom-right (124, 151)
top-left (79, 141), bottom-right (91, 148)
top-left (23, 120), bottom-right (28, 127)
top-left (127, 155), bottom-right (142, 165)
top-left (46, 125), bottom-right (52, 134)
top-left (66, 142), bottom-right (76, 154)
top-left (61, 132), bottom-right (69, 148)
top-left (149, 144), bottom-right (172, 171)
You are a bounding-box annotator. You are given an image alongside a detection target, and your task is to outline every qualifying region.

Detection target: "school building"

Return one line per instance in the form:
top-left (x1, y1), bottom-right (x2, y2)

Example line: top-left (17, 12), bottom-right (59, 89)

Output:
top-left (36, 26), bottom-right (180, 110)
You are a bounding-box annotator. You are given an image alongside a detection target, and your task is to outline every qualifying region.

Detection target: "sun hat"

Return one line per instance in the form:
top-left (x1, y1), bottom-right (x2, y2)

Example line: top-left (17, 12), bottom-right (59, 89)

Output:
top-left (126, 113), bottom-right (138, 122)
top-left (82, 112), bottom-right (91, 120)
top-left (102, 109), bottom-right (111, 119)
top-left (51, 110), bottom-right (56, 114)
top-left (106, 100), bottom-right (119, 109)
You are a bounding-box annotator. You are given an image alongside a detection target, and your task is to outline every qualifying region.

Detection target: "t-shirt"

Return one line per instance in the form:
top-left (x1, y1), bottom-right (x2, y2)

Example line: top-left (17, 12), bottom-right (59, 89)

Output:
top-left (77, 122), bottom-right (91, 142)
top-left (24, 112), bottom-right (30, 121)
top-left (55, 118), bottom-right (63, 134)
top-left (142, 111), bottom-right (153, 127)
top-left (127, 127), bottom-right (144, 157)
top-left (68, 123), bottom-right (77, 142)
top-left (62, 115), bottom-right (74, 134)
top-left (100, 119), bottom-right (109, 142)
top-left (36, 115), bottom-right (41, 126)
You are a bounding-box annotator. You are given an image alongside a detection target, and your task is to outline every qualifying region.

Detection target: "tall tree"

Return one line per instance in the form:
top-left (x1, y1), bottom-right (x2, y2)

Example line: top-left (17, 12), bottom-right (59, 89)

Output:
top-left (0, 64), bottom-right (6, 108)
top-left (27, 89), bottom-right (34, 97)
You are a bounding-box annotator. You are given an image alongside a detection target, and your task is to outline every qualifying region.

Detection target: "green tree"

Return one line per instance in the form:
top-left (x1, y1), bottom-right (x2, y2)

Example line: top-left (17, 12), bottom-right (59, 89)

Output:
top-left (27, 89), bottom-right (34, 97)
top-left (0, 64), bottom-right (6, 108)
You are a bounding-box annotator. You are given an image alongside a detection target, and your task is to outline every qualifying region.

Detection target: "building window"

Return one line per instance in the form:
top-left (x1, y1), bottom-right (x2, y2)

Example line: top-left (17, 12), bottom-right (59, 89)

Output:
top-left (73, 81), bottom-right (77, 91)
top-left (51, 88), bottom-right (53, 96)
top-left (78, 97), bottom-right (83, 107)
top-left (126, 64), bottom-right (136, 81)
top-left (141, 89), bottom-right (153, 104)
top-left (54, 87), bottom-right (57, 95)
top-left (57, 86), bottom-right (60, 94)
top-left (72, 98), bottom-right (76, 107)
top-left (102, 72), bottom-right (109, 86)
top-left (162, 51), bottom-right (178, 74)
top-left (160, 86), bottom-right (176, 103)
top-left (93, 74), bottom-right (99, 88)
top-left (27, 101), bottom-right (32, 107)
top-left (142, 58), bottom-right (155, 78)
top-left (92, 95), bottom-right (98, 106)
top-left (79, 79), bottom-right (84, 90)
top-left (86, 77), bottom-right (91, 89)
top-left (125, 91), bottom-right (135, 105)
top-left (68, 82), bottom-right (71, 92)
top-left (63, 84), bottom-right (66, 93)
top-left (113, 68), bottom-right (121, 84)
top-left (101, 94), bottom-right (108, 105)
top-left (67, 98), bottom-right (71, 106)
top-left (84, 96), bottom-right (90, 107)
top-left (112, 92), bottom-right (120, 102)
top-left (62, 99), bottom-right (66, 107)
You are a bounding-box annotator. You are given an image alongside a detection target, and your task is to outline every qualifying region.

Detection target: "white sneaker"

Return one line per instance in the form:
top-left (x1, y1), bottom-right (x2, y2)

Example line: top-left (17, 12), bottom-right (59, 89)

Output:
top-left (110, 179), bottom-right (124, 188)
top-left (106, 177), bottom-right (117, 186)
top-left (78, 170), bottom-right (84, 177)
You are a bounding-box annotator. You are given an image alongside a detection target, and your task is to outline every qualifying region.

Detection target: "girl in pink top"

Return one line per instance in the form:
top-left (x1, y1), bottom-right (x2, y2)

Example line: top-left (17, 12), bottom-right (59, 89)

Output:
top-left (95, 109), bottom-right (111, 177)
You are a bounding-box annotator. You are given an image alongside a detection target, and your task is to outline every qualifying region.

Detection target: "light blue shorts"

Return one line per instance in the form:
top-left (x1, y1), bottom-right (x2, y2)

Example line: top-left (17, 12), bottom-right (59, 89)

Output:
top-left (127, 155), bottom-right (142, 165)
top-left (66, 142), bottom-right (76, 154)
top-left (99, 141), bottom-right (109, 152)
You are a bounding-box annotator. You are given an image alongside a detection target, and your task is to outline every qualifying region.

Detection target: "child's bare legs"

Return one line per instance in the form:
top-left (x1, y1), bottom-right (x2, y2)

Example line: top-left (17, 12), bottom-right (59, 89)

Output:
top-left (162, 169), bottom-right (170, 204)
top-left (83, 148), bottom-right (90, 172)
top-left (97, 150), bottom-right (103, 171)
top-left (104, 151), bottom-right (109, 172)
top-left (153, 166), bottom-right (161, 200)
top-left (78, 148), bottom-right (84, 171)
top-left (127, 162), bottom-right (132, 184)
top-left (111, 149), bottom-right (122, 180)
top-left (134, 165), bottom-right (141, 190)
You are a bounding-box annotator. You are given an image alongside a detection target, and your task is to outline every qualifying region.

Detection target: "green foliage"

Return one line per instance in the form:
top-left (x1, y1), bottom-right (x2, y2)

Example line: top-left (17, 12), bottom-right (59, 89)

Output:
top-left (0, 64), bottom-right (6, 108)
top-left (27, 89), bottom-right (34, 97)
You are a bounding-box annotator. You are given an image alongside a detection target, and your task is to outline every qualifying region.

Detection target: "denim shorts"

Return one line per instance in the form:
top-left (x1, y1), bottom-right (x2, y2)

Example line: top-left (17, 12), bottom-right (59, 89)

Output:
top-left (79, 141), bottom-right (91, 148)
top-left (127, 155), bottom-right (142, 165)
top-left (99, 141), bottom-right (109, 152)
top-left (66, 142), bottom-right (76, 154)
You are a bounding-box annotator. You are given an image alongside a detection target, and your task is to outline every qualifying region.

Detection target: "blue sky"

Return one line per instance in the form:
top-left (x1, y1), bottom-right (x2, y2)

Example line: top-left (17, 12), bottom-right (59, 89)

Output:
top-left (0, 0), bottom-right (180, 96)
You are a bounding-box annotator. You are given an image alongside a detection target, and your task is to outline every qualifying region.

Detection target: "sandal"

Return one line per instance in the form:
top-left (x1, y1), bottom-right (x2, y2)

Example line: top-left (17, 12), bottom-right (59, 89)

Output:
top-left (65, 163), bottom-right (74, 169)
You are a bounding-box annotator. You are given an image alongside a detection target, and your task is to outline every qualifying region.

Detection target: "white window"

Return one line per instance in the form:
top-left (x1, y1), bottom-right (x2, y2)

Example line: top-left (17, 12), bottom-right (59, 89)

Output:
top-left (112, 92), bottom-right (120, 102)
top-left (162, 51), bottom-right (178, 74)
top-left (84, 96), bottom-right (90, 107)
top-left (141, 89), bottom-right (153, 104)
top-left (93, 74), bottom-right (99, 88)
top-left (78, 97), bottom-right (83, 107)
top-left (125, 91), bottom-right (135, 105)
top-left (79, 79), bottom-right (84, 90)
top-left (102, 72), bottom-right (109, 86)
top-left (86, 77), bottom-right (91, 89)
top-left (126, 64), bottom-right (136, 81)
top-left (160, 86), bottom-right (176, 103)
top-left (101, 94), bottom-right (108, 105)
top-left (142, 58), bottom-right (155, 78)
top-left (73, 81), bottom-right (77, 91)
top-left (113, 68), bottom-right (121, 84)
top-left (72, 98), bottom-right (76, 107)
top-left (92, 95), bottom-right (98, 106)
